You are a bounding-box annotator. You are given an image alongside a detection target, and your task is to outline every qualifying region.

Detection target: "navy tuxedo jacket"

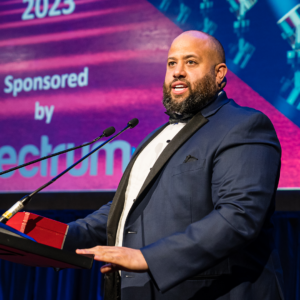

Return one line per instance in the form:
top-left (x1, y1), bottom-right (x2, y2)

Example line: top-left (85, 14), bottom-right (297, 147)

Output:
top-left (64, 92), bottom-right (284, 300)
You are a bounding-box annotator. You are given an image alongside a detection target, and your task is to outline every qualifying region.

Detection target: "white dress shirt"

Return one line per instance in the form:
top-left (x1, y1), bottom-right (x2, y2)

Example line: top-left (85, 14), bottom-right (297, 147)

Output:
top-left (115, 122), bottom-right (186, 249)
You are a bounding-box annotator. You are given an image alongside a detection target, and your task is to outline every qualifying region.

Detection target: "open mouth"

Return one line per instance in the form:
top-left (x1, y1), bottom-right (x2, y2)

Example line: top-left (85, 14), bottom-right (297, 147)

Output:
top-left (172, 82), bottom-right (188, 95)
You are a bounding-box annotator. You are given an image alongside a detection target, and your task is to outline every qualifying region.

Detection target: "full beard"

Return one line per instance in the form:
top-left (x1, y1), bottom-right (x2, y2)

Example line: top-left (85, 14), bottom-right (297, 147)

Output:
top-left (163, 74), bottom-right (219, 115)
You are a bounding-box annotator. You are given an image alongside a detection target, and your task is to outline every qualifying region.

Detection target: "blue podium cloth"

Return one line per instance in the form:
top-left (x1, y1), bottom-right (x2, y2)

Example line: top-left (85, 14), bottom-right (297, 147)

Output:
top-left (0, 210), bottom-right (298, 300)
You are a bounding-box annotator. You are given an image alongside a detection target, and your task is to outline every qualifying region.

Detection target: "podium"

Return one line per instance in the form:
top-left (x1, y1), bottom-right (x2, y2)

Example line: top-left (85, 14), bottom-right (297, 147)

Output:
top-left (0, 221), bottom-right (94, 269)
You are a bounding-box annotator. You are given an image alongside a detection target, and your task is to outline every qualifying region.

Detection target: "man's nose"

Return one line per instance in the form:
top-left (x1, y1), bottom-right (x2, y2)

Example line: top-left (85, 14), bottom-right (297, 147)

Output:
top-left (173, 62), bottom-right (186, 78)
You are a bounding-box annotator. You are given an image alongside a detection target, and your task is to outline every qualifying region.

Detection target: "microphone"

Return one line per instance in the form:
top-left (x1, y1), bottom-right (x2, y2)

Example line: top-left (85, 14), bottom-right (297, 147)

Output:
top-left (102, 126), bottom-right (116, 137)
top-left (128, 118), bottom-right (139, 128)
top-left (0, 119), bottom-right (139, 224)
top-left (0, 126), bottom-right (116, 176)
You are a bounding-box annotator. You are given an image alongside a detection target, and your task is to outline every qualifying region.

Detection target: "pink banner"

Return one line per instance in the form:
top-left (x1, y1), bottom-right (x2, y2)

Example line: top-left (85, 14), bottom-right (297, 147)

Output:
top-left (0, 0), bottom-right (299, 191)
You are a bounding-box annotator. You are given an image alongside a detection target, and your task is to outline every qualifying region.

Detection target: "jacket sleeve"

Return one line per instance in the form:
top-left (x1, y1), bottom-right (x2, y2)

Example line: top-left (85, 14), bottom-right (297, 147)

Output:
top-left (63, 201), bottom-right (112, 252)
top-left (141, 112), bottom-right (281, 292)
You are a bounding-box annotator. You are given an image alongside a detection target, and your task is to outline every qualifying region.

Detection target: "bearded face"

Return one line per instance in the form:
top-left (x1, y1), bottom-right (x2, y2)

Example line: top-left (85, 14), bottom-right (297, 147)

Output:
top-left (163, 72), bottom-right (218, 115)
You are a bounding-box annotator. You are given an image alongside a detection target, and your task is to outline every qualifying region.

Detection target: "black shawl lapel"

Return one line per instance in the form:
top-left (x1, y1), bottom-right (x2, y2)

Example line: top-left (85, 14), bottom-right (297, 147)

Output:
top-left (106, 123), bottom-right (169, 246)
top-left (134, 112), bottom-right (208, 205)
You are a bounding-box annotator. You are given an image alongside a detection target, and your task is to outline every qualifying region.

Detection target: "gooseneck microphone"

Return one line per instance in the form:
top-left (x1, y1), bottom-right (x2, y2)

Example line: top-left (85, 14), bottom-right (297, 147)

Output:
top-left (0, 126), bottom-right (116, 177)
top-left (128, 118), bottom-right (139, 128)
top-left (0, 119), bottom-right (139, 224)
top-left (102, 126), bottom-right (116, 136)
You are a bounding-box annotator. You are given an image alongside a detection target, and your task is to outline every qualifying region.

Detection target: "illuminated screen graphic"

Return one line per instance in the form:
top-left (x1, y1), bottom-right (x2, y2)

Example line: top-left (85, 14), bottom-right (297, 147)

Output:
top-left (0, 0), bottom-right (300, 191)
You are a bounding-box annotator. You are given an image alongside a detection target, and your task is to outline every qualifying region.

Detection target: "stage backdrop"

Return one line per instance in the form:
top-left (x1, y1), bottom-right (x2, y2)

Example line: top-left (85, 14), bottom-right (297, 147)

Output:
top-left (1, 0), bottom-right (300, 192)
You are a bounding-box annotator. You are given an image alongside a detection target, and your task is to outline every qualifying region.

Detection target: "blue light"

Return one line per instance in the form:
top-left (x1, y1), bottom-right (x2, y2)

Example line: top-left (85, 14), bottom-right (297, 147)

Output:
top-left (266, 0), bottom-right (299, 19)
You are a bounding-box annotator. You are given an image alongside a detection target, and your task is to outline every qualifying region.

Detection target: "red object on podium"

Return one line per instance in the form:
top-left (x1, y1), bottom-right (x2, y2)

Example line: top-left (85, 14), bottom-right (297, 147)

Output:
top-left (0, 213), bottom-right (93, 269)
top-left (6, 212), bottom-right (68, 249)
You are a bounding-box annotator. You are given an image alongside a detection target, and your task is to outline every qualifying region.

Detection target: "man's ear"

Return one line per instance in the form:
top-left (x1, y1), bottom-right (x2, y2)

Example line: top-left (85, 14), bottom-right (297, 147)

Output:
top-left (215, 63), bottom-right (227, 88)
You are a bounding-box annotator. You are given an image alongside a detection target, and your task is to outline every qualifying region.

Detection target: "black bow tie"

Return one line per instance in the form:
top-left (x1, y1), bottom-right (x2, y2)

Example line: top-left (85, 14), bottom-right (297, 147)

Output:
top-left (165, 111), bottom-right (194, 124)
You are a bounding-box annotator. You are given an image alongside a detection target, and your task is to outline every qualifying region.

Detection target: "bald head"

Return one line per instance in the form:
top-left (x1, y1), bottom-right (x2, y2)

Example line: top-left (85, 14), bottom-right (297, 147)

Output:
top-left (163, 30), bottom-right (228, 114)
top-left (172, 30), bottom-right (226, 65)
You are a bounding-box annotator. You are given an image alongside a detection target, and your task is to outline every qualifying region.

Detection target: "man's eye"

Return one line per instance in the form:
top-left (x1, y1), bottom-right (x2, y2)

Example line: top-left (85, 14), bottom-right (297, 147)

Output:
top-left (187, 60), bottom-right (195, 65)
top-left (168, 61), bottom-right (176, 67)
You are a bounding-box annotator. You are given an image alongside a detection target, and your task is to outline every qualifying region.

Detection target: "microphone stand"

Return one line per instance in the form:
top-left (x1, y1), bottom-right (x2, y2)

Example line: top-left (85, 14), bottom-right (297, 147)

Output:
top-left (0, 119), bottom-right (139, 224)
top-left (0, 127), bottom-right (115, 177)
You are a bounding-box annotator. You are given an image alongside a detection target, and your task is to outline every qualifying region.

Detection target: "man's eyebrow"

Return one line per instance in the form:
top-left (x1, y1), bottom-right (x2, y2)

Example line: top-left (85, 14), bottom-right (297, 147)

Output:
top-left (167, 54), bottom-right (199, 60)
top-left (184, 54), bottom-right (199, 59)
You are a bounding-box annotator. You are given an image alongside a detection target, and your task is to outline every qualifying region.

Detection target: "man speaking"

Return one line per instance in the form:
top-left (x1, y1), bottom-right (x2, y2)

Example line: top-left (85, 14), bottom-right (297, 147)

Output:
top-left (64, 31), bottom-right (284, 300)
